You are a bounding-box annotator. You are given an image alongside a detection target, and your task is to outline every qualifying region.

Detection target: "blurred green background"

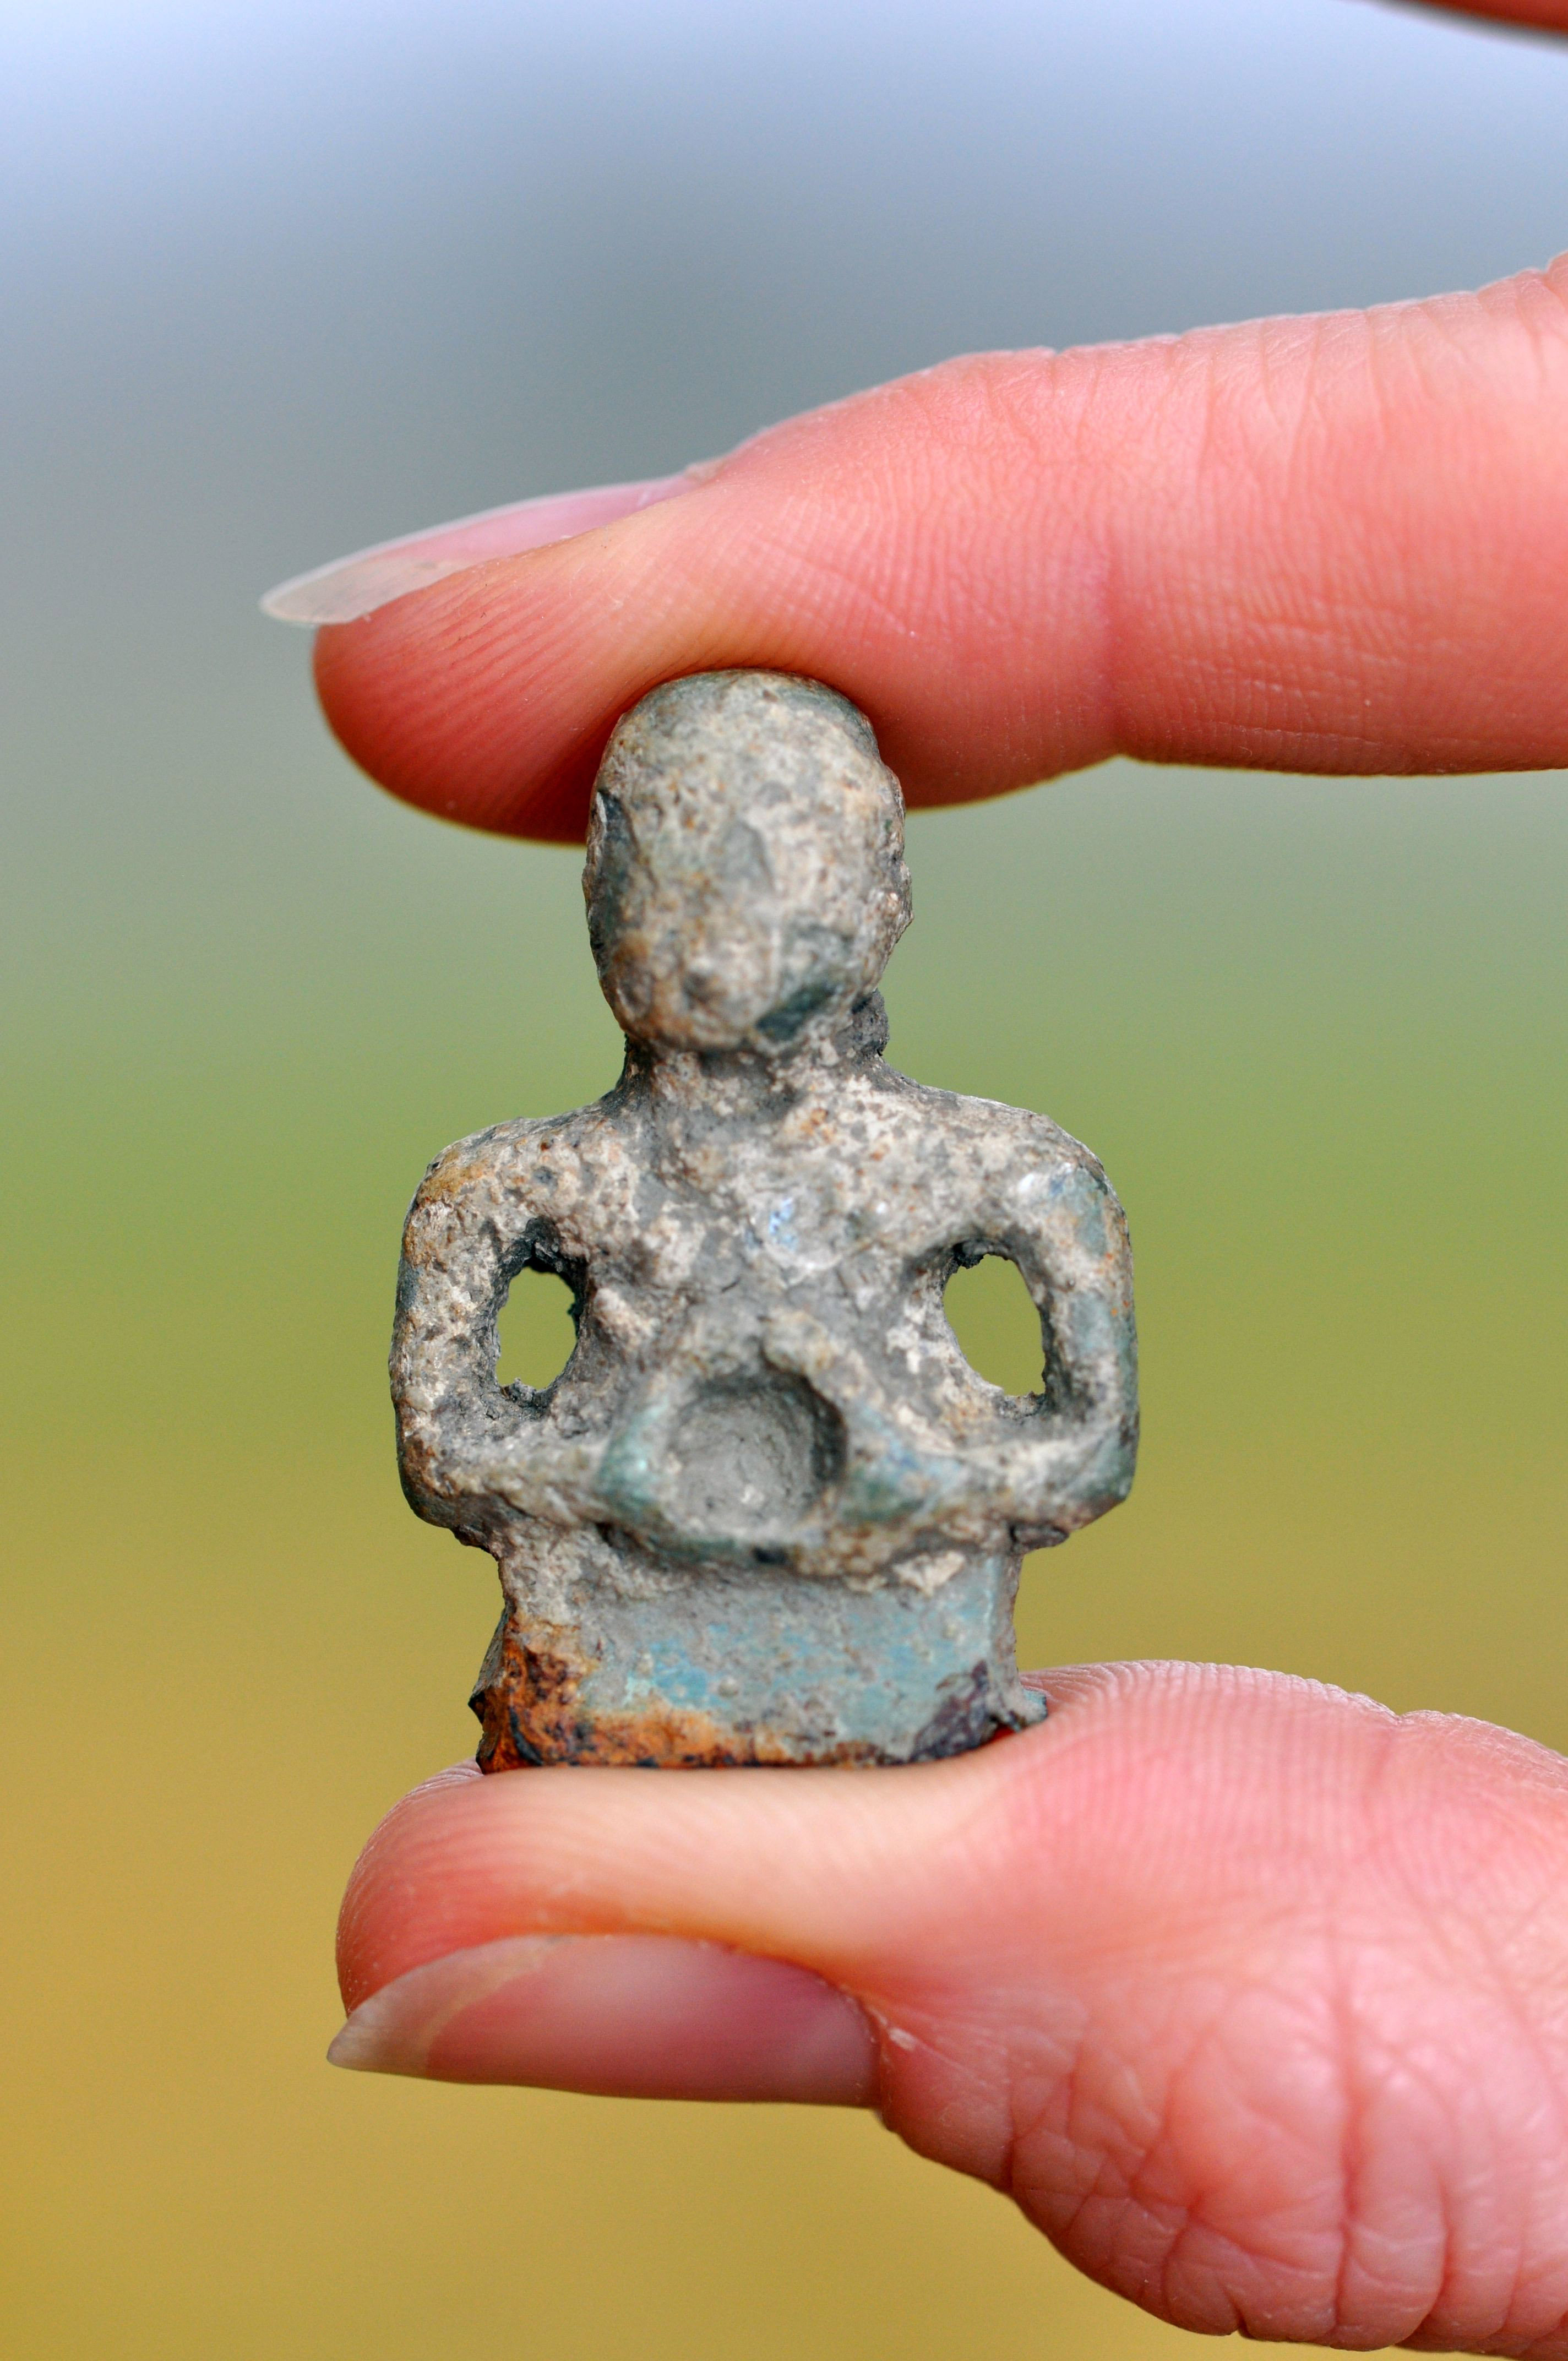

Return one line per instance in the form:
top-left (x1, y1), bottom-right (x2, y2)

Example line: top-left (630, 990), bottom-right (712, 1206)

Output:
top-left (2, 2), bottom-right (1565, 2354)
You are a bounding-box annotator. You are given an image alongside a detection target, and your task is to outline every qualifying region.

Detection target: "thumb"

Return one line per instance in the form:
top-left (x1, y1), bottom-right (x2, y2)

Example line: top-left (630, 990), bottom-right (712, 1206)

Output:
top-left (333, 1661), bottom-right (1568, 2353)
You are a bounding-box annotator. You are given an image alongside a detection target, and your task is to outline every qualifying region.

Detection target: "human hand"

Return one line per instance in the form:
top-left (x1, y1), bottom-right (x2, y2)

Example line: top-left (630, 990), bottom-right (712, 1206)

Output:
top-left (267, 6), bottom-right (1568, 842)
top-left (291, 2), bottom-right (1568, 2346)
top-left (335, 1666), bottom-right (1568, 2353)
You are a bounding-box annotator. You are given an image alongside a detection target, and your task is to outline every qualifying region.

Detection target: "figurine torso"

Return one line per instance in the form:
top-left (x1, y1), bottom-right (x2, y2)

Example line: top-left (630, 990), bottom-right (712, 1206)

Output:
top-left (394, 1032), bottom-right (1131, 1593)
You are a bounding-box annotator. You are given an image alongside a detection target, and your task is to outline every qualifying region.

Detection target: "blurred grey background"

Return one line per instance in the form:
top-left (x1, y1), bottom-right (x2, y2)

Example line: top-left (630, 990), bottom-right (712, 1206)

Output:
top-left (3, 4), bottom-right (1565, 2357)
top-left (6, 0), bottom-right (1567, 1002)
top-left (6, 0), bottom-right (1566, 1047)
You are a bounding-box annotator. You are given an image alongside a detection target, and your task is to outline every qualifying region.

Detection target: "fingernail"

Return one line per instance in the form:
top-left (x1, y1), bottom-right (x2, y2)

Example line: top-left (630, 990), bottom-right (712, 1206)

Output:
top-left (261, 472), bottom-right (693, 627)
top-left (328, 1934), bottom-right (877, 2106)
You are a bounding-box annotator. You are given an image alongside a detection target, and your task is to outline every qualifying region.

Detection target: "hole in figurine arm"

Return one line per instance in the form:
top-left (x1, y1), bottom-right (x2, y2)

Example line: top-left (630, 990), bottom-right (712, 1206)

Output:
top-left (942, 1252), bottom-right (1048, 1398)
top-left (496, 1267), bottom-right (578, 1392)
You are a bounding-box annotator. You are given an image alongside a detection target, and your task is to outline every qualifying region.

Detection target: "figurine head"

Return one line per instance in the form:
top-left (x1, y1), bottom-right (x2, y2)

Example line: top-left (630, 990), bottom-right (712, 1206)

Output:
top-left (584, 671), bottom-right (912, 1056)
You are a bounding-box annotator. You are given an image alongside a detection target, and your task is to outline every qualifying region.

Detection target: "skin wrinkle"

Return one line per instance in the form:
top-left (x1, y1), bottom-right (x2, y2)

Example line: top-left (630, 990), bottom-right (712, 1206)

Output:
top-left (1080, 2060), bottom-right (1201, 2293)
top-left (1352, 304), bottom-right (1418, 506)
top-left (1056, 497), bottom-right (1117, 767)
top-left (1513, 263), bottom-right (1568, 402)
top-left (965, 359), bottom-right (1082, 644)
top-left (1104, 339), bottom-right (1201, 760)
top-left (1450, 1940), bottom-right (1568, 2346)
top-left (1408, 2149), bottom-right (1461, 2357)
top-left (1389, 1736), bottom-right (1568, 1971)
top-left (1053, 1982), bottom-right (1287, 2327)
top-left (1460, 268), bottom-right (1561, 400)
top-left (1195, 289), bottom-right (1543, 762)
top-left (1416, 2104), bottom-right (1515, 2353)
top-left (1002, 2023), bottom-right (1088, 2221)
top-left (886, 2008), bottom-right (1019, 2182)
top-left (1030, 1707), bottom-right (1480, 2342)
top-left (1333, 1748), bottom-right (1560, 2347)
top-left (1155, 1985), bottom-right (1341, 2335)
top-left (1052, 349), bottom-right (1126, 775)
top-left (1225, 328), bottom-right (1388, 741)
top-left (1233, 317), bottom-right (1310, 516)
top-left (1329, 1928), bottom-right (1404, 2348)
top-left (745, 521), bottom-right (916, 654)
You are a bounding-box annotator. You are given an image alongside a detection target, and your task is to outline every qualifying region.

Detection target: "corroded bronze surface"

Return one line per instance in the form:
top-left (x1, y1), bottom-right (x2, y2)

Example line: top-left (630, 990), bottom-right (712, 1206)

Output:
top-left (391, 672), bottom-right (1138, 1766)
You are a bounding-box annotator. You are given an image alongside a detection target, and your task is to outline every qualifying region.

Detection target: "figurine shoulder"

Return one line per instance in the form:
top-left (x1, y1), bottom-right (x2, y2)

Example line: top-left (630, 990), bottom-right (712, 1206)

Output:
top-left (403, 1095), bottom-right (635, 1249)
top-left (978, 1096), bottom-right (1108, 1185)
top-left (407, 1117), bottom-right (533, 1204)
top-left (402, 1108), bottom-right (594, 1232)
top-left (967, 1099), bottom-right (1121, 1228)
top-left (856, 1066), bottom-right (1121, 1256)
top-left (867, 1063), bottom-right (1102, 1177)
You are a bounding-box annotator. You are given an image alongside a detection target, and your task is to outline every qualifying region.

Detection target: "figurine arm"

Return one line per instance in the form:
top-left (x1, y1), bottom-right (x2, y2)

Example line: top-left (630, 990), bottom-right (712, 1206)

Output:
top-left (758, 1147), bottom-right (1134, 1563)
top-left (390, 1137), bottom-right (593, 1540)
top-left (958, 1151), bottom-right (1139, 1538)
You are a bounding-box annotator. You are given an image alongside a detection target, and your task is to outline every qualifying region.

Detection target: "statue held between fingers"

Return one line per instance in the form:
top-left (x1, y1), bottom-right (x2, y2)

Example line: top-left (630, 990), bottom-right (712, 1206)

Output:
top-left (391, 670), bottom-right (1138, 1767)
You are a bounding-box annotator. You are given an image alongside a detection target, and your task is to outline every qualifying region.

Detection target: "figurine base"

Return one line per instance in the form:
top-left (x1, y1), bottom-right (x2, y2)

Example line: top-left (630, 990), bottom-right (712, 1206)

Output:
top-left (471, 1548), bottom-right (1046, 1769)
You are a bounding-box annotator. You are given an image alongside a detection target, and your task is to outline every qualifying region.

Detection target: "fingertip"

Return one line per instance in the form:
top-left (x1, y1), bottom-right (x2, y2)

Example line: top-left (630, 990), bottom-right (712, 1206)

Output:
top-left (311, 560), bottom-right (661, 845)
top-left (335, 1758), bottom-right (486, 2011)
top-left (264, 474), bottom-right (694, 627)
top-left (328, 1932), bottom-right (879, 2105)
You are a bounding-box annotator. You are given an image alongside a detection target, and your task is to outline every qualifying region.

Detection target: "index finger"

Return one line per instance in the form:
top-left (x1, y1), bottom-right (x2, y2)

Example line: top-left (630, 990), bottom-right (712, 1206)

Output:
top-left (1433, 0), bottom-right (1568, 27)
top-left (307, 260), bottom-right (1568, 842)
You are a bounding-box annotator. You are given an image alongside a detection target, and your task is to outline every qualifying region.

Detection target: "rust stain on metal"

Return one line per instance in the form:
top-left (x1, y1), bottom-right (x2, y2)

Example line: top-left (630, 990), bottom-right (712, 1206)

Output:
top-left (473, 1619), bottom-right (884, 1771)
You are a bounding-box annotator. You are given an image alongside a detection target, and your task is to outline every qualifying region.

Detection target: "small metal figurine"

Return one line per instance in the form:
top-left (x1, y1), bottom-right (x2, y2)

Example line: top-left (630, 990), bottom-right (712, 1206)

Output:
top-left (391, 671), bottom-right (1137, 1767)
